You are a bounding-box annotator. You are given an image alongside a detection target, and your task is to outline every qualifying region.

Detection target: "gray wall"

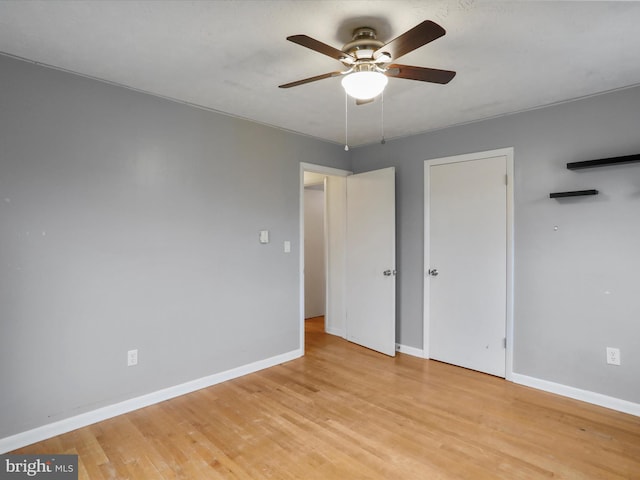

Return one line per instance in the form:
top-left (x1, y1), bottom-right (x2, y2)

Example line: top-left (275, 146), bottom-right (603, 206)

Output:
top-left (2, 48), bottom-right (638, 441)
top-left (0, 55), bottom-right (348, 438)
top-left (351, 86), bottom-right (640, 403)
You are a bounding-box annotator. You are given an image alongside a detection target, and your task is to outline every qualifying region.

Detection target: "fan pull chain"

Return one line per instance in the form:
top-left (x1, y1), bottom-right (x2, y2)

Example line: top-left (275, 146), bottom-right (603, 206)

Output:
top-left (380, 91), bottom-right (386, 145)
top-left (344, 91), bottom-right (349, 151)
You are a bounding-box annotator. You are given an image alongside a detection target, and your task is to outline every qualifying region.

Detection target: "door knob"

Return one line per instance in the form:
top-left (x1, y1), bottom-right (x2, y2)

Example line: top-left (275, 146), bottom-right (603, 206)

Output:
top-left (383, 270), bottom-right (396, 276)
top-left (428, 268), bottom-right (439, 276)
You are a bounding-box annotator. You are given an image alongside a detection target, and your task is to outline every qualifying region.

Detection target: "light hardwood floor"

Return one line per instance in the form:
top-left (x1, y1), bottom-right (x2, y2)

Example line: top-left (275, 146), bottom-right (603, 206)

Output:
top-left (13, 316), bottom-right (640, 479)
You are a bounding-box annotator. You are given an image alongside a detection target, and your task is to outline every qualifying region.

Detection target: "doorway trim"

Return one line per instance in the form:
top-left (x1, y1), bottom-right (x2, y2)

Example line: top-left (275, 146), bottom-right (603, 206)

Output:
top-left (423, 147), bottom-right (514, 380)
top-left (300, 162), bottom-right (351, 354)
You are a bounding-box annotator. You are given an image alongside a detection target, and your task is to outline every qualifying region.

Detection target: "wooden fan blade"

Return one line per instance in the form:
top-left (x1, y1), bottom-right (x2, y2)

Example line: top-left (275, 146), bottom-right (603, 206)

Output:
top-left (279, 71), bottom-right (343, 89)
top-left (375, 20), bottom-right (446, 61)
top-left (287, 35), bottom-right (355, 62)
top-left (386, 64), bottom-right (456, 84)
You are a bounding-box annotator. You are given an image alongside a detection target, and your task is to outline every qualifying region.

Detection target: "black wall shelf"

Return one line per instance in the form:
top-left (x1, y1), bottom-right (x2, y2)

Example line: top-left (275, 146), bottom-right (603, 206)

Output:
top-left (567, 153), bottom-right (640, 170)
top-left (552, 152), bottom-right (638, 198)
top-left (550, 189), bottom-right (599, 199)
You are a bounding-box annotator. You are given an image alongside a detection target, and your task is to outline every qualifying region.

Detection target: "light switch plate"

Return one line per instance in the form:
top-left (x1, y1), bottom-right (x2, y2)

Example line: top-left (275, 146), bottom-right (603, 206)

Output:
top-left (259, 230), bottom-right (269, 244)
top-left (284, 240), bottom-right (291, 253)
top-left (127, 349), bottom-right (138, 367)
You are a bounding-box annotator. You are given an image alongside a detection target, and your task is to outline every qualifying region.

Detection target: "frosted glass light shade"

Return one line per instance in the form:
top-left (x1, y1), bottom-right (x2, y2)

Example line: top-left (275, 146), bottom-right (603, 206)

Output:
top-left (341, 71), bottom-right (388, 100)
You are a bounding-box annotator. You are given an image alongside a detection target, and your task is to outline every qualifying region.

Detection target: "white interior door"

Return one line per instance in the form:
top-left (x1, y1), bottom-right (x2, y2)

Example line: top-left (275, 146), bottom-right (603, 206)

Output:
top-left (346, 167), bottom-right (396, 356)
top-left (426, 153), bottom-right (508, 377)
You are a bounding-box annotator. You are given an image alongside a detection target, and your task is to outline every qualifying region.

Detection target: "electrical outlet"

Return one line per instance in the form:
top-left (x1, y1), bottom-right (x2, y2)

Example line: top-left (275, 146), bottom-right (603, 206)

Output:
top-left (127, 349), bottom-right (138, 367)
top-left (606, 347), bottom-right (620, 366)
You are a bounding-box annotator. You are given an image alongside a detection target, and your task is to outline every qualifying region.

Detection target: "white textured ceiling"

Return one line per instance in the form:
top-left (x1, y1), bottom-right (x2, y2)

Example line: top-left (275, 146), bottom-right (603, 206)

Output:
top-left (1, 1), bottom-right (640, 147)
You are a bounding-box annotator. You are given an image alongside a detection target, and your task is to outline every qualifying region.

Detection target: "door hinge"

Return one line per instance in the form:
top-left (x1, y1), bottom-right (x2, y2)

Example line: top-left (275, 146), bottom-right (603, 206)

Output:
top-left (503, 337), bottom-right (507, 349)
top-left (505, 174), bottom-right (508, 186)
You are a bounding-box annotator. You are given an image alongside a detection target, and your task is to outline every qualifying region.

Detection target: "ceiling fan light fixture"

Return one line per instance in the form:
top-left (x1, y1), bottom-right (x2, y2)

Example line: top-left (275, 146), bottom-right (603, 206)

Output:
top-left (341, 70), bottom-right (388, 100)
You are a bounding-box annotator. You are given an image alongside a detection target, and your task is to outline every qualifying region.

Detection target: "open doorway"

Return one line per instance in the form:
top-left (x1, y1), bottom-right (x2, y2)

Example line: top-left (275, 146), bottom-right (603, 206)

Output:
top-left (299, 163), bottom-right (397, 357)
top-left (303, 173), bottom-right (326, 327)
top-left (299, 163), bottom-right (350, 353)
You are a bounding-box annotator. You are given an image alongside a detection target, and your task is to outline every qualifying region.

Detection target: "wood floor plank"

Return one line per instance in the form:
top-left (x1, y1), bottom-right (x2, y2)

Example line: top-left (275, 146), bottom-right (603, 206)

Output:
top-left (11, 317), bottom-right (640, 479)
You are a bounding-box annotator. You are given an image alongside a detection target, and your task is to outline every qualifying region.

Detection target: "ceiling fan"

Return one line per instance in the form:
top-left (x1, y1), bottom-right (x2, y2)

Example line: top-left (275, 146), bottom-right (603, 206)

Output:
top-left (279, 20), bottom-right (456, 103)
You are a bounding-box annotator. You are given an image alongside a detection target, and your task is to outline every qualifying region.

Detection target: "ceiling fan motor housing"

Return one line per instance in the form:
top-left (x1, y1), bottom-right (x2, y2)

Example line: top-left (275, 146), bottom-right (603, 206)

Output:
top-left (342, 27), bottom-right (385, 63)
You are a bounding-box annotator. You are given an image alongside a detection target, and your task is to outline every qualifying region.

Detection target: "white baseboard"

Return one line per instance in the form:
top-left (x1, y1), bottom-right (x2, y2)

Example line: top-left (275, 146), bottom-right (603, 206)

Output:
top-left (511, 372), bottom-right (640, 417)
top-left (0, 349), bottom-right (303, 454)
top-left (5, 350), bottom-right (636, 454)
top-left (396, 343), bottom-right (425, 358)
top-left (325, 326), bottom-right (345, 338)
